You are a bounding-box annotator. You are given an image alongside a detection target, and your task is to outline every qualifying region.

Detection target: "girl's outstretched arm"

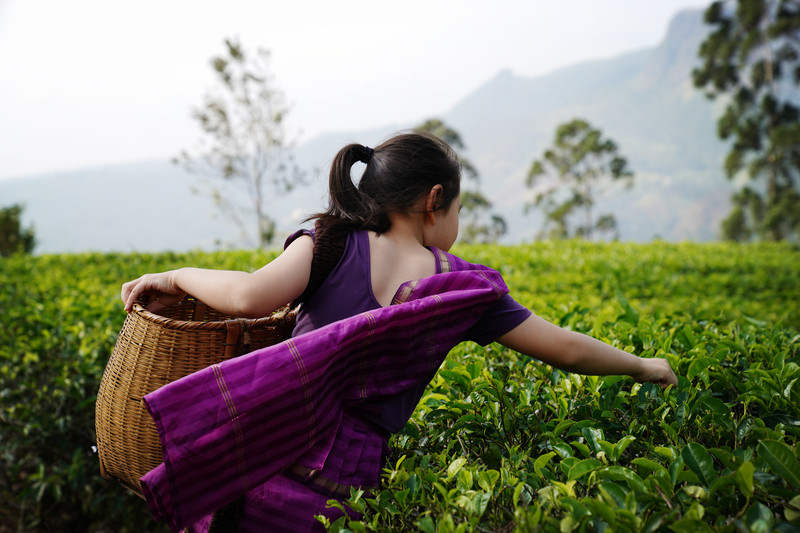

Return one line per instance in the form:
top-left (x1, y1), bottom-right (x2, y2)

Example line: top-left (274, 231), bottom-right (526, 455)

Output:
top-left (120, 235), bottom-right (314, 317)
top-left (497, 314), bottom-right (677, 388)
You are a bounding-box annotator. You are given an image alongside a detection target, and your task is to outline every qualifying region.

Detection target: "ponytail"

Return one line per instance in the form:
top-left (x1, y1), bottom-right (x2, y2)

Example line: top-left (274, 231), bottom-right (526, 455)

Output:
top-left (319, 144), bottom-right (387, 233)
top-left (308, 131), bottom-right (461, 237)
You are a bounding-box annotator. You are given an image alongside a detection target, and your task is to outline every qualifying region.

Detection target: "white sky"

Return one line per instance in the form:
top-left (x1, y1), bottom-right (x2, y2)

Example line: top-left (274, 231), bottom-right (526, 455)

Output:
top-left (0, 0), bottom-right (711, 180)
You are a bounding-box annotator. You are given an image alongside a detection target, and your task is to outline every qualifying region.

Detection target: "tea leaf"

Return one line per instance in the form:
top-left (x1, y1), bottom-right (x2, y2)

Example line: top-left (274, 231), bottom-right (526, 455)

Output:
top-left (417, 516), bottom-right (435, 533)
top-left (681, 443), bottom-right (716, 487)
top-left (631, 458), bottom-right (668, 477)
top-left (446, 457), bottom-right (467, 480)
top-left (758, 440), bottom-right (800, 489)
top-left (595, 466), bottom-right (647, 493)
top-left (612, 435), bottom-right (636, 462)
top-left (785, 495), bottom-right (800, 523)
top-left (567, 458), bottom-right (603, 481)
top-left (533, 452), bottom-right (557, 479)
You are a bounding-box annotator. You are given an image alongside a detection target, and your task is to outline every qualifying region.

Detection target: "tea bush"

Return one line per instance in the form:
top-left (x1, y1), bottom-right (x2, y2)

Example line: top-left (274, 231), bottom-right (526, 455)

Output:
top-left (0, 250), bottom-right (278, 532)
top-left (1, 242), bottom-right (797, 532)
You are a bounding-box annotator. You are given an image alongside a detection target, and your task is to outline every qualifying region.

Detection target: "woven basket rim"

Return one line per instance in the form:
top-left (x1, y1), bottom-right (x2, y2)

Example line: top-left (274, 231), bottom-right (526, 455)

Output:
top-left (130, 298), bottom-right (295, 331)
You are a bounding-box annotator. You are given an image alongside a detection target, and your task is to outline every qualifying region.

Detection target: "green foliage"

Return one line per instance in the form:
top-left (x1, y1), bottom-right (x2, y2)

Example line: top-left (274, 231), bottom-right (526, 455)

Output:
top-left (418, 119), bottom-right (507, 244)
top-left (2, 242), bottom-right (799, 531)
top-left (693, 0), bottom-right (800, 242)
top-left (0, 204), bottom-right (35, 257)
top-left (175, 37), bottom-right (304, 248)
top-left (328, 241), bottom-right (800, 532)
top-left (0, 249), bottom-right (279, 532)
top-left (526, 119), bottom-right (633, 241)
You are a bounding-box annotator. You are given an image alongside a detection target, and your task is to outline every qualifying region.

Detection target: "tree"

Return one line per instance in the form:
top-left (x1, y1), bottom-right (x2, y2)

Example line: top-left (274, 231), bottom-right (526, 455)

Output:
top-left (417, 119), bottom-right (507, 244)
top-left (176, 37), bottom-right (304, 248)
top-left (692, 0), bottom-right (800, 242)
top-left (526, 119), bottom-right (633, 240)
top-left (459, 191), bottom-right (508, 244)
top-left (0, 204), bottom-right (35, 257)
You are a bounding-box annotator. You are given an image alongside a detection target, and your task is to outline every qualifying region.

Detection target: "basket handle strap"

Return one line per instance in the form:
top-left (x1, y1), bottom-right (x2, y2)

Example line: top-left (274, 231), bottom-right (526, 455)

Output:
top-left (193, 300), bottom-right (208, 321)
top-left (223, 320), bottom-right (241, 359)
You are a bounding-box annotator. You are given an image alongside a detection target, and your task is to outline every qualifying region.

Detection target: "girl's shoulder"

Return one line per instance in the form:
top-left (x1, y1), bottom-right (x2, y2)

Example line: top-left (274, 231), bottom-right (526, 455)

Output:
top-left (284, 227), bottom-right (315, 248)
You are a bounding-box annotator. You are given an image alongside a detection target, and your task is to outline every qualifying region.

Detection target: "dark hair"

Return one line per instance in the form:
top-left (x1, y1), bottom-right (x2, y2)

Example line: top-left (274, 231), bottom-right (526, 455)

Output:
top-left (309, 131), bottom-right (461, 235)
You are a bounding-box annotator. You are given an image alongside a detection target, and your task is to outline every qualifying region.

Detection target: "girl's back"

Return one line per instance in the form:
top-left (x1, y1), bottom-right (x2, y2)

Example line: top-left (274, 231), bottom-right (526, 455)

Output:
top-left (367, 231), bottom-right (439, 307)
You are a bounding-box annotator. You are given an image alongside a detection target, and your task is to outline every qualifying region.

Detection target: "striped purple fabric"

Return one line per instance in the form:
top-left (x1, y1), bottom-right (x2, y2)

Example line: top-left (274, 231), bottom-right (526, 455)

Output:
top-left (140, 268), bottom-right (508, 531)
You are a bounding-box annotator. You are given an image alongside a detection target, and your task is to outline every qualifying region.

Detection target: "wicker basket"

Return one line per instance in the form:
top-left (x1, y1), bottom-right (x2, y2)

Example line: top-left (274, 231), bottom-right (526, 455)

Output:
top-left (95, 297), bottom-right (296, 497)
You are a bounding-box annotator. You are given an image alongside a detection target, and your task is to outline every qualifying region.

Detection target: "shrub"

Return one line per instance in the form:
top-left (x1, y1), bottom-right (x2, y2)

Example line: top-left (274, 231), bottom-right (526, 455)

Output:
top-left (1, 242), bottom-right (798, 531)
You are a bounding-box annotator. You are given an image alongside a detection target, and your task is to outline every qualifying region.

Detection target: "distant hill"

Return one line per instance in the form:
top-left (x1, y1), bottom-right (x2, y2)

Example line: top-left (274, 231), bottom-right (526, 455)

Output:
top-left (439, 8), bottom-right (732, 242)
top-left (0, 8), bottom-right (734, 254)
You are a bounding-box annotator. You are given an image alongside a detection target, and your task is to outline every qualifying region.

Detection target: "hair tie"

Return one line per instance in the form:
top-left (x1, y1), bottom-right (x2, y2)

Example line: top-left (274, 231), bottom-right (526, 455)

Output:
top-left (359, 146), bottom-right (374, 164)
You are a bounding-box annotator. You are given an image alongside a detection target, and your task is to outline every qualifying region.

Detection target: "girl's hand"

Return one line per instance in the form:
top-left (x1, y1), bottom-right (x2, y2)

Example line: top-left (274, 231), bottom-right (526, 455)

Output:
top-left (121, 271), bottom-right (186, 313)
top-left (632, 357), bottom-right (678, 389)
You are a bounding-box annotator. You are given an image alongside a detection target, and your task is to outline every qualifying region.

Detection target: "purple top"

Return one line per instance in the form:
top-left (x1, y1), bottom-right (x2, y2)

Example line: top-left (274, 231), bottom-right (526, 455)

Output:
top-left (285, 229), bottom-right (531, 432)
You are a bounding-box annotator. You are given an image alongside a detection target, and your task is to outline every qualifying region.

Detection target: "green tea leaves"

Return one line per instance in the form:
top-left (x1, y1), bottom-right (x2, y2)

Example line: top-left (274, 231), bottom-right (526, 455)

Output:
top-left (758, 440), bottom-right (800, 489)
top-left (682, 443), bottom-right (717, 487)
top-left (4, 241), bottom-right (799, 531)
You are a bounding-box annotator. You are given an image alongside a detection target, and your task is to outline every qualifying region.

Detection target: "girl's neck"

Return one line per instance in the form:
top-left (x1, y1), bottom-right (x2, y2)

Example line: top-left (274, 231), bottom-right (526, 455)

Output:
top-left (377, 212), bottom-right (427, 250)
top-left (368, 213), bottom-right (438, 307)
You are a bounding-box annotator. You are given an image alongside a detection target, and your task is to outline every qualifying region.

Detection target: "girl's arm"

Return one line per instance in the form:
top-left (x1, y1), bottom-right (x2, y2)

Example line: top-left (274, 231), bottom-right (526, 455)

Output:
top-left (120, 235), bottom-right (314, 318)
top-left (497, 314), bottom-right (677, 388)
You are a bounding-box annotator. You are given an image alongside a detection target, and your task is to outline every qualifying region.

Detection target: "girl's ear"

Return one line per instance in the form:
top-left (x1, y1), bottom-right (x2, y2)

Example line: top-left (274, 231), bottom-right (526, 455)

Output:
top-left (425, 185), bottom-right (444, 223)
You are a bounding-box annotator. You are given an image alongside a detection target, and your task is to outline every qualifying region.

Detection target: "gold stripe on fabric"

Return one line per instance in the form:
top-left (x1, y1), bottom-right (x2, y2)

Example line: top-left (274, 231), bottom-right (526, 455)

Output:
top-left (476, 269), bottom-right (503, 295)
top-left (391, 280), bottom-right (418, 305)
top-left (212, 364), bottom-right (251, 492)
top-left (287, 339), bottom-right (317, 442)
top-left (433, 248), bottom-right (451, 273)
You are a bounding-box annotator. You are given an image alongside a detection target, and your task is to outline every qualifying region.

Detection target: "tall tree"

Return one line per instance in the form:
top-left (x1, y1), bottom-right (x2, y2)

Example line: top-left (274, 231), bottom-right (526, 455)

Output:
top-left (526, 119), bottom-right (633, 241)
top-left (692, 0), bottom-right (800, 242)
top-left (417, 119), bottom-right (507, 244)
top-left (176, 37), bottom-right (304, 248)
top-left (0, 204), bottom-right (35, 257)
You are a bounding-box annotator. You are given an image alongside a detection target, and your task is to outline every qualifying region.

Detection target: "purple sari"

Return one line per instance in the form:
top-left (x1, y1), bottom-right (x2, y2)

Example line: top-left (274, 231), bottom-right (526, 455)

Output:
top-left (141, 268), bottom-right (509, 532)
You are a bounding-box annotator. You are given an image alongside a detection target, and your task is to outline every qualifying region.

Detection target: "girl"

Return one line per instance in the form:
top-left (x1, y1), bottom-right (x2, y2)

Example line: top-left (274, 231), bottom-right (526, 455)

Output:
top-left (122, 131), bottom-right (677, 532)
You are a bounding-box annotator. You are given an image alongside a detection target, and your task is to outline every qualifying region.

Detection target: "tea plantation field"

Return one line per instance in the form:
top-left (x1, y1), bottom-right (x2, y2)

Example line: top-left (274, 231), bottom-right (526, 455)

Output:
top-left (1, 241), bottom-right (798, 532)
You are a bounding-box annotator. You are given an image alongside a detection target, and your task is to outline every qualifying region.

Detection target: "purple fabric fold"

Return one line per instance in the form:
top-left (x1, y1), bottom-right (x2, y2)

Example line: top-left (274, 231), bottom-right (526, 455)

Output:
top-left (140, 269), bottom-right (508, 531)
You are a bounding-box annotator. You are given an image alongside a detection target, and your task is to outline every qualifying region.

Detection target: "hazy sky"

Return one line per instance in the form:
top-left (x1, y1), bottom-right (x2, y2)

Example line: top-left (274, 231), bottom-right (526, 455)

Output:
top-left (0, 0), bottom-right (712, 180)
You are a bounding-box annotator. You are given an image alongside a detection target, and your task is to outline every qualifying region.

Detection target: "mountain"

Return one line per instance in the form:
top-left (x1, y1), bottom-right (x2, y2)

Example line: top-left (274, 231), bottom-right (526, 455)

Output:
top-left (0, 9), bottom-right (733, 254)
top-left (439, 8), bottom-right (731, 242)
